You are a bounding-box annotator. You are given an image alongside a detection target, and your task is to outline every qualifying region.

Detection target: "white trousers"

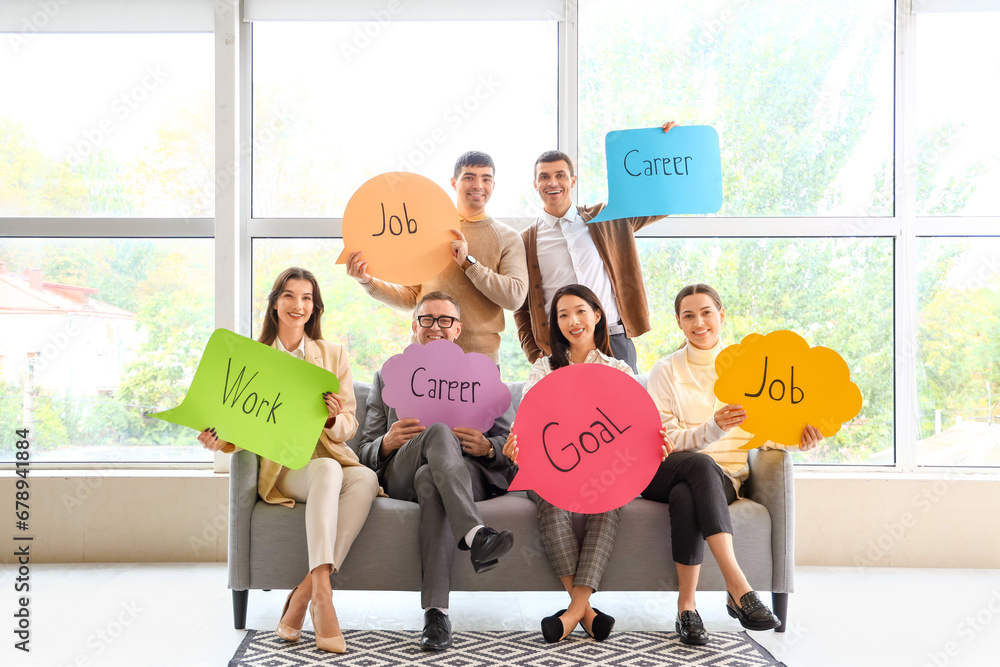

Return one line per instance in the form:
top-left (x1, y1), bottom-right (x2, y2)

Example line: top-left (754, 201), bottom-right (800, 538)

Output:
top-left (276, 458), bottom-right (379, 572)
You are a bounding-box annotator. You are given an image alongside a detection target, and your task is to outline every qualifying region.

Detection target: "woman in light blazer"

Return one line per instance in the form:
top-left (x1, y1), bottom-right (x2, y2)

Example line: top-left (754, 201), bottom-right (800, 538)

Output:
top-left (199, 267), bottom-right (379, 654)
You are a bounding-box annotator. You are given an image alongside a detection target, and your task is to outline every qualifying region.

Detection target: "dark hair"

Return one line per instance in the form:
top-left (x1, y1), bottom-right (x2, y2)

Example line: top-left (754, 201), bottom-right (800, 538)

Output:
top-left (258, 267), bottom-right (324, 346)
top-left (415, 291), bottom-right (461, 319)
top-left (673, 283), bottom-right (723, 316)
top-left (673, 283), bottom-right (723, 349)
top-left (534, 150), bottom-right (575, 178)
top-left (548, 284), bottom-right (611, 371)
top-left (453, 151), bottom-right (495, 179)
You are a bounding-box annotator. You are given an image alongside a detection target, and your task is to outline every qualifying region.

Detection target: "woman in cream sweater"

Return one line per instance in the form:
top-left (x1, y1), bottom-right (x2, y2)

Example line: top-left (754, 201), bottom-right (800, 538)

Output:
top-left (199, 267), bottom-right (379, 654)
top-left (645, 283), bottom-right (823, 645)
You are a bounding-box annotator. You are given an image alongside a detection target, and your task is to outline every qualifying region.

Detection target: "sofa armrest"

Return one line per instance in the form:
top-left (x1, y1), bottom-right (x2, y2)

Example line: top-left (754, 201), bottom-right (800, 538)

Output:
top-left (745, 448), bottom-right (794, 594)
top-left (228, 449), bottom-right (259, 590)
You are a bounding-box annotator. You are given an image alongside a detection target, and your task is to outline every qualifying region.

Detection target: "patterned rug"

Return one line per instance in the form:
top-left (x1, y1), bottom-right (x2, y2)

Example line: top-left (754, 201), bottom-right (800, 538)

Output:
top-left (229, 628), bottom-right (785, 666)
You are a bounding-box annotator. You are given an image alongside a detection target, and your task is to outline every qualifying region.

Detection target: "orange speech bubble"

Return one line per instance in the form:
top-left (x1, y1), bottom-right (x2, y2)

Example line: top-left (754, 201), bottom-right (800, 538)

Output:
top-left (335, 172), bottom-right (457, 286)
top-left (714, 330), bottom-right (863, 450)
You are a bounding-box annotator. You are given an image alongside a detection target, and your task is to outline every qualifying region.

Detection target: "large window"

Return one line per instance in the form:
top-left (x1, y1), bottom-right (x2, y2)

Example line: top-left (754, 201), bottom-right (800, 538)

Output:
top-left (0, 34), bottom-right (214, 217)
top-left (0, 1), bottom-right (215, 464)
top-left (578, 0), bottom-right (895, 216)
top-left (916, 237), bottom-right (1000, 466)
top-left (251, 21), bottom-right (557, 219)
top-left (911, 8), bottom-right (1000, 468)
top-left (0, 239), bottom-right (214, 463)
top-left (2, 1), bottom-right (998, 472)
top-left (915, 12), bottom-right (1000, 216)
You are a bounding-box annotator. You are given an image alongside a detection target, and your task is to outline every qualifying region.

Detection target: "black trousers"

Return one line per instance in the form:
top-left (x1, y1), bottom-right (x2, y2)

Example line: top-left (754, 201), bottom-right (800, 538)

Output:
top-left (641, 451), bottom-right (737, 566)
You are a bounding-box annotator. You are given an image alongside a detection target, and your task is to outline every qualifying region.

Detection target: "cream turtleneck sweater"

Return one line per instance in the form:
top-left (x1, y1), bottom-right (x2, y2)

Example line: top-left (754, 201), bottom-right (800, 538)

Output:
top-left (646, 340), bottom-right (762, 495)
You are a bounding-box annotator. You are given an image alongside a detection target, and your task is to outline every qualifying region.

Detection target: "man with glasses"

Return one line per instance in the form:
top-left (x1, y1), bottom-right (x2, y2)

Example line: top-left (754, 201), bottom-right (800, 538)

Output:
top-left (346, 151), bottom-right (528, 365)
top-left (357, 291), bottom-right (516, 651)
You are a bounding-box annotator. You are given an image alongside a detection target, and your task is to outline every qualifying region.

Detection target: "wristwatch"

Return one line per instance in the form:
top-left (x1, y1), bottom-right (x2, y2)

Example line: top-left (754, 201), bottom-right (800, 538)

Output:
top-left (462, 255), bottom-right (477, 271)
top-left (487, 442), bottom-right (496, 459)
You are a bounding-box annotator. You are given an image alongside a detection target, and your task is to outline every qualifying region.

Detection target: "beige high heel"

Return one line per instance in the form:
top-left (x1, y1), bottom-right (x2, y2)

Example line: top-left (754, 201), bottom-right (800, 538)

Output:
top-left (309, 601), bottom-right (346, 653)
top-left (275, 587), bottom-right (304, 642)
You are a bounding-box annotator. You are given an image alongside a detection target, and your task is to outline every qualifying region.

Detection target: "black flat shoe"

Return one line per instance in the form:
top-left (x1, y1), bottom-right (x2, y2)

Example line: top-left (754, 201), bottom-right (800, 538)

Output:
top-left (421, 608), bottom-right (452, 651)
top-left (726, 591), bottom-right (780, 631)
top-left (469, 527), bottom-right (513, 572)
top-left (582, 608), bottom-right (615, 641)
top-left (541, 609), bottom-right (568, 643)
top-left (675, 609), bottom-right (709, 646)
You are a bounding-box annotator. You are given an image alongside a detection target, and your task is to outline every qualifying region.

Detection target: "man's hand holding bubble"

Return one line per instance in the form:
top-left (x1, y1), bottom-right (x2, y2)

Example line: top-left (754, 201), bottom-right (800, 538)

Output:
top-left (339, 172), bottom-right (458, 286)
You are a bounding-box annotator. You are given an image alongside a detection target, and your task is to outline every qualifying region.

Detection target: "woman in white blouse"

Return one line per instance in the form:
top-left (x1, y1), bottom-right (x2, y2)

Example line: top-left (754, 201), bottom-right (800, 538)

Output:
top-left (645, 283), bottom-right (823, 645)
top-left (198, 267), bottom-right (379, 654)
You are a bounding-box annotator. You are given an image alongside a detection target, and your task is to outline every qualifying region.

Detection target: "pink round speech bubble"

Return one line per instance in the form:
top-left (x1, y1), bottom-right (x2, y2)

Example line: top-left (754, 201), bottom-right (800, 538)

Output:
top-left (510, 364), bottom-right (663, 514)
top-left (380, 339), bottom-right (511, 432)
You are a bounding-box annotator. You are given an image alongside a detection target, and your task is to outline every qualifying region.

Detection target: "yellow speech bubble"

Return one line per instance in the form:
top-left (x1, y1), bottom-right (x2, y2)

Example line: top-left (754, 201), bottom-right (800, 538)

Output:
top-left (714, 330), bottom-right (862, 450)
top-left (335, 172), bottom-right (457, 286)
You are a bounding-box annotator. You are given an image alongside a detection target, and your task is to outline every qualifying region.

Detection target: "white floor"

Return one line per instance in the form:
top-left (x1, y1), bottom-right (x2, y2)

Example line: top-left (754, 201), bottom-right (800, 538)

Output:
top-left (2, 563), bottom-right (999, 666)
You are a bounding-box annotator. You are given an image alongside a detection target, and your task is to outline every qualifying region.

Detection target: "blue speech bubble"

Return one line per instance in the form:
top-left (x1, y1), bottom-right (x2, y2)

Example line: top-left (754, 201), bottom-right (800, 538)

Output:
top-left (588, 125), bottom-right (723, 223)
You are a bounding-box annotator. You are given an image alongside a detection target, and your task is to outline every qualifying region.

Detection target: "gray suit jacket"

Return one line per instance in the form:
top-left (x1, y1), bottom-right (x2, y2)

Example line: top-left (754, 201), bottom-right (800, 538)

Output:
top-left (357, 369), bottom-right (517, 498)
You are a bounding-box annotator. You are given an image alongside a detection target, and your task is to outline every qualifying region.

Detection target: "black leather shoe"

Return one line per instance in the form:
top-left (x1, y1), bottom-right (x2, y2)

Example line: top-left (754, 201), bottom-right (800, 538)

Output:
top-left (421, 608), bottom-right (452, 651)
top-left (471, 558), bottom-right (498, 574)
top-left (582, 608), bottom-right (615, 641)
top-left (469, 527), bottom-right (513, 573)
top-left (540, 609), bottom-right (568, 643)
top-left (726, 591), bottom-right (780, 631)
top-left (675, 609), bottom-right (709, 645)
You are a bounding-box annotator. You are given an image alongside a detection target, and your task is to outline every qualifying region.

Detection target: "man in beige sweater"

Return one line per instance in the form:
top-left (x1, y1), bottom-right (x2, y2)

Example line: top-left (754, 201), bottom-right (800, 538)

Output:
top-left (346, 152), bottom-right (528, 364)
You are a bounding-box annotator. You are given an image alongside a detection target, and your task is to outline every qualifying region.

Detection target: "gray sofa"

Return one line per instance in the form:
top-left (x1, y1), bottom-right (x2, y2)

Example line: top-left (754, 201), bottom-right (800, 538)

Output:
top-left (228, 379), bottom-right (795, 631)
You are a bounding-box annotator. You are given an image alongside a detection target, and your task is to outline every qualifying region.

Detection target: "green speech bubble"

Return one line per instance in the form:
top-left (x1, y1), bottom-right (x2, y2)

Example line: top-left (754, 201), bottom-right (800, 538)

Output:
top-left (149, 328), bottom-right (339, 469)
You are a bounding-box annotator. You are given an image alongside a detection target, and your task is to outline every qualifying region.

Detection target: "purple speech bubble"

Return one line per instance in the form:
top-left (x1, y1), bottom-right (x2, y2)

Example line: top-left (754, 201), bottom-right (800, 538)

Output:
top-left (380, 339), bottom-right (511, 432)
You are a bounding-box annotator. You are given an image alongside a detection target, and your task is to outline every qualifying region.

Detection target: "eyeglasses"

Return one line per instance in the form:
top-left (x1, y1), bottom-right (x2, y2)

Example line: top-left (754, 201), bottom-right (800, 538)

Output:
top-left (416, 315), bottom-right (459, 329)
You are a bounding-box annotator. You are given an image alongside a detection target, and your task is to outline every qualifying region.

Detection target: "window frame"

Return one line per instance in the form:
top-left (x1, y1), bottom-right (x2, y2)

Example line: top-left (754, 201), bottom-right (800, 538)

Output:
top-left (2, 0), bottom-right (998, 475)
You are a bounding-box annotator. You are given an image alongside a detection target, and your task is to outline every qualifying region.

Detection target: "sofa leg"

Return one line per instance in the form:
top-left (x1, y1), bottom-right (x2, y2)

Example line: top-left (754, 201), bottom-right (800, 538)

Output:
top-left (233, 590), bottom-right (249, 630)
top-left (772, 592), bottom-right (788, 633)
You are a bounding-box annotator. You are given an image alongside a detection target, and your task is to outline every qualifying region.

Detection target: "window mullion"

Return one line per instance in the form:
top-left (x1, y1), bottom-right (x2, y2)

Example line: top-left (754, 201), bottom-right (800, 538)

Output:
top-left (895, 1), bottom-right (920, 474)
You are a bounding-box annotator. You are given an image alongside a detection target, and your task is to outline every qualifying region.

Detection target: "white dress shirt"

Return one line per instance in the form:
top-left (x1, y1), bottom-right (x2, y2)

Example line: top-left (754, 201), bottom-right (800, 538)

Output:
top-left (275, 335), bottom-right (306, 360)
top-left (535, 203), bottom-right (622, 328)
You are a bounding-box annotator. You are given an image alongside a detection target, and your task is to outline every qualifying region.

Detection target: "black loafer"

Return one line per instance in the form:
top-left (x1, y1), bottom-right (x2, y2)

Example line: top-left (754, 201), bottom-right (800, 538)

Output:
top-left (541, 609), bottom-right (568, 643)
top-left (421, 608), bottom-right (452, 651)
top-left (469, 527), bottom-right (513, 572)
top-left (726, 591), bottom-right (780, 631)
top-left (583, 608), bottom-right (615, 641)
top-left (675, 609), bottom-right (709, 645)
